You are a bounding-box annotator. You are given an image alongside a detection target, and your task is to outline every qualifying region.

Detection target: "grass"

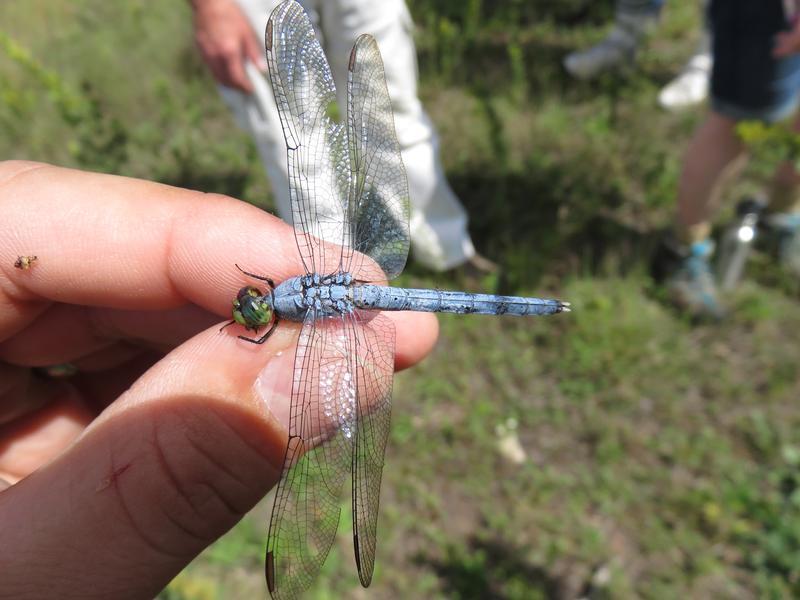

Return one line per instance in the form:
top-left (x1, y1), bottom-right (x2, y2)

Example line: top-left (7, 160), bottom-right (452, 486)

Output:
top-left (2, 0), bottom-right (800, 598)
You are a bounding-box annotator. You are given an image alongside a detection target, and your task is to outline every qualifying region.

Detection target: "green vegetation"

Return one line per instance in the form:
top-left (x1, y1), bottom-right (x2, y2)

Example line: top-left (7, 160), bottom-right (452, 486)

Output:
top-left (739, 120), bottom-right (800, 172)
top-left (2, 1), bottom-right (799, 598)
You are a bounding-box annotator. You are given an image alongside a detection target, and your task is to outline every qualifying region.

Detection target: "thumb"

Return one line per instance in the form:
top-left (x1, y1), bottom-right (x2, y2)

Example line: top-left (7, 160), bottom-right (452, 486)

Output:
top-left (0, 322), bottom-right (298, 599)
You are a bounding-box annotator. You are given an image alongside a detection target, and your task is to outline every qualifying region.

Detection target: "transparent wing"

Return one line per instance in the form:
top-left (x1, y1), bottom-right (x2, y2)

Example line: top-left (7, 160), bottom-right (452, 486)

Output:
top-left (266, 312), bottom-right (355, 599)
top-left (346, 35), bottom-right (411, 282)
top-left (350, 310), bottom-right (394, 586)
top-left (266, 1), bottom-right (351, 276)
top-left (265, 309), bottom-right (395, 598)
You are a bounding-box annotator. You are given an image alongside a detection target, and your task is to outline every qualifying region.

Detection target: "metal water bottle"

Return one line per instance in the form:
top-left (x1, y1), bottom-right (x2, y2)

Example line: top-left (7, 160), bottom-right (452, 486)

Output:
top-left (716, 196), bottom-right (766, 291)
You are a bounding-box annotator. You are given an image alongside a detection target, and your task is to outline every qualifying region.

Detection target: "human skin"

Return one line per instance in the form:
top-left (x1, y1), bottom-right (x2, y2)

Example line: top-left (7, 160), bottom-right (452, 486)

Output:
top-left (774, 12), bottom-right (800, 58)
top-left (676, 111), bottom-right (800, 235)
top-left (190, 0), bottom-right (267, 93)
top-left (675, 111), bottom-right (747, 232)
top-left (675, 13), bottom-right (800, 235)
top-left (0, 161), bottom-right (438, 598)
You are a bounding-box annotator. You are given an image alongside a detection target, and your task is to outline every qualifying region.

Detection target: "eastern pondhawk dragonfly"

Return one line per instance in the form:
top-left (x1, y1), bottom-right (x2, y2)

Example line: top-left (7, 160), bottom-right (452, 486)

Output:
top-left (227, 2), bottom-right (569, 597)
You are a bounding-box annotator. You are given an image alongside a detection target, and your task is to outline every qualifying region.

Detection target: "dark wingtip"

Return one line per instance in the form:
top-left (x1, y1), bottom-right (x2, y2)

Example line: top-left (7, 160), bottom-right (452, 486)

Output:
top-left (353, 532), bottom-right (362, 570)
top-left (348, 43), bottom-right (357, 72)
top-left (353, 533), bottom-right (374, 588)
top-left (265, 19), bottom-right (273, 52)
top-left (349, 34), bottom-right (378, 73)
top-left (266, 550), bottom-right (276, 593)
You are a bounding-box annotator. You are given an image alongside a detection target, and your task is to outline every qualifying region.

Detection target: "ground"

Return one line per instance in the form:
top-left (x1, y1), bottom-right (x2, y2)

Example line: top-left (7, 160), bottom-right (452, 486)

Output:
top-left (2, 1), bottom-right (799, 598)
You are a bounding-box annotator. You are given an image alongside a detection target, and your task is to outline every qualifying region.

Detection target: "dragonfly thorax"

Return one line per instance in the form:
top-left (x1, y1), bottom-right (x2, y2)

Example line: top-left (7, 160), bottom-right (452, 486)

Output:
top-left (273, 273), bottom-right (356, 321)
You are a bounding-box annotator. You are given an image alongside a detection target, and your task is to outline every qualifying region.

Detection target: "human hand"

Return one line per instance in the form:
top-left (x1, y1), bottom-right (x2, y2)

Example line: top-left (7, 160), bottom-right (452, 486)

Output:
top-left (0, 161), bottom-right (438, 598)
top-left (773, 16), bottom-right (800, 58)
top-left (190, 0), bottom-right (267, 93)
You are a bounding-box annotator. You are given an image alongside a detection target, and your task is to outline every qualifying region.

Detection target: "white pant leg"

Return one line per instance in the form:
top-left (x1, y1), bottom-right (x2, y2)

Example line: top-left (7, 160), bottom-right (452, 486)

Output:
top-left (221, 0), bottom-right (291, 220)
top-left (226, 0), bottom-right (474, 270)
top-left (318, 0), bottom-right (475, 270)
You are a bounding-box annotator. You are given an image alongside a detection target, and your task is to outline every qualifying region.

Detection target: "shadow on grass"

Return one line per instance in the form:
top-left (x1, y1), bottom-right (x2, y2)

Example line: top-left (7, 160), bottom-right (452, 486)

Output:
top-left (438, 167), bottom-right (655, 292)
top-left (417, 536), bottom-right (565, 600)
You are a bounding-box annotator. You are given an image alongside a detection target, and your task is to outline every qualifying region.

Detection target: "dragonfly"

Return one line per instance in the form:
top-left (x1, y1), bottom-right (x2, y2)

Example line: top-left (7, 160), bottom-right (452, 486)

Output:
top-left (227, 2), bottom-right (569, 598)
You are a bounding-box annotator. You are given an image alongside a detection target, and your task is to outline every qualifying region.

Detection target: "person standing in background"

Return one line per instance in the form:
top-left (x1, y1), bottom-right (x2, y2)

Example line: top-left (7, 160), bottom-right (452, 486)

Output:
top-left (661, 0), bottom-right (800, 317)
top-left (189, 0), bottom-right (496, 274)
top-left (564, 0), bottom-right (712, 112)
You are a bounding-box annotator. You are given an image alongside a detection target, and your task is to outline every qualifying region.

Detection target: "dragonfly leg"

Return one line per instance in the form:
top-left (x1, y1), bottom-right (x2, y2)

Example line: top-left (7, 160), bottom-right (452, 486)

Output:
top-left (235, 264), bottom-right (275, 288)
top-left (219, 319), bottom-right (236, 332)
top-left (237, 318), bottom-right (280, 345)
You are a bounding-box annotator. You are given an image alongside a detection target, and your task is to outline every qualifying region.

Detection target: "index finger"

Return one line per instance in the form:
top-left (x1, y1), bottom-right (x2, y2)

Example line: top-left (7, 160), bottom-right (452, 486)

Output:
top-left (228, 60), bottom-right (254, 93)
top-left (0, 161), bottom-right (438, 369)
top-left (0, 161), bottom-right (300, 314)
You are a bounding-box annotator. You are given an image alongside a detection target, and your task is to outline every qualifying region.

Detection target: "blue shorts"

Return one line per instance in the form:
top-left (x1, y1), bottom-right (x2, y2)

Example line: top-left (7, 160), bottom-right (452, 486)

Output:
top-left (709, 0), bottom-right (800, 122)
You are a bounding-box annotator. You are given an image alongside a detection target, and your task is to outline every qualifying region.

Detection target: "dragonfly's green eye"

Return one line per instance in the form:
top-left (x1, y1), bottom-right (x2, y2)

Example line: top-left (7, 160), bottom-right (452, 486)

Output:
top-left (232, 286), bottom-right (272, 331)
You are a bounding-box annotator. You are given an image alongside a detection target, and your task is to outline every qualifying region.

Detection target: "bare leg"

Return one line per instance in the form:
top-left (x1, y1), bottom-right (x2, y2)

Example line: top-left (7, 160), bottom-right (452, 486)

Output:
top-left (768, 111), bottom-right (800, 214)
top-left (762, 112), bottom-right (800, 276)
top-left (676, 111), bottom-right (748, 243)
top-left (663, 112), bottom-right (739, 319)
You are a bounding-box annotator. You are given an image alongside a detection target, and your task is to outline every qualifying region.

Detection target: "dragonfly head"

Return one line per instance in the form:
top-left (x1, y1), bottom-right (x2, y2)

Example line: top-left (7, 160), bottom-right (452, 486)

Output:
top-left (231, 286), bottom-right (273, 332)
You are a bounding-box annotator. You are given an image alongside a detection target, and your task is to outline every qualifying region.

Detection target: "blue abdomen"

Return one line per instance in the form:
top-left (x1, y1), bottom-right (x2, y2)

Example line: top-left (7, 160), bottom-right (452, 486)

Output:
top-left (352, 285), bottom-right (566, 316)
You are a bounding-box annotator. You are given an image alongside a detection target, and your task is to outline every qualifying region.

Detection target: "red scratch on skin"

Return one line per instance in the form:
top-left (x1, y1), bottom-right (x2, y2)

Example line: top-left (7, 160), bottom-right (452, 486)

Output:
top-left (95, 463), bottom-right (132, 492)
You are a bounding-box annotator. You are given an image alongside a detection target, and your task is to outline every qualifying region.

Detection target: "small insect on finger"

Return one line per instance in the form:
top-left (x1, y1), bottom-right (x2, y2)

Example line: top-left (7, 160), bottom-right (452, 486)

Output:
top-left (14, 255), bottom-right (38, 270)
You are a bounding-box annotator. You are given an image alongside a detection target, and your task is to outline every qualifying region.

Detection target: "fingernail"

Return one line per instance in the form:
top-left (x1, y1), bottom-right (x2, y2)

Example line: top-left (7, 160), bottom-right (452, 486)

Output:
top-left (255, 349), bottom-right (295, 432)
top-left (258, 58), bottom-right (268, 72)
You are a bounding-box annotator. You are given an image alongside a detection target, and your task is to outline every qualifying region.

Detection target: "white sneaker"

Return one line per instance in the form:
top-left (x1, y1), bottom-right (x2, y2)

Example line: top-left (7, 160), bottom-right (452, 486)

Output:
top-left (564, 28), bottom-right (637, 79)
top-left (564, 11), bottom-right (658, 80)
top-left (658, 51), bottom-right (712, 111)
